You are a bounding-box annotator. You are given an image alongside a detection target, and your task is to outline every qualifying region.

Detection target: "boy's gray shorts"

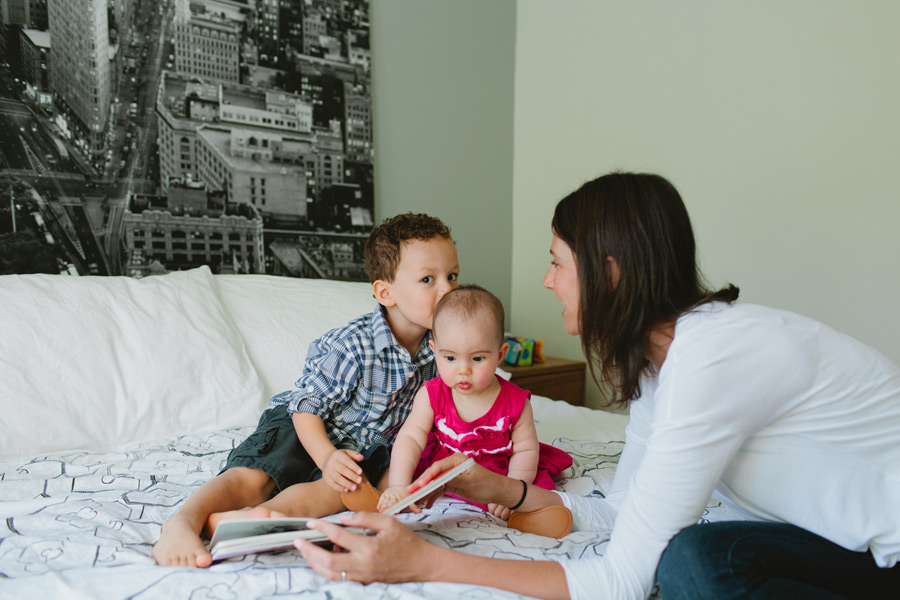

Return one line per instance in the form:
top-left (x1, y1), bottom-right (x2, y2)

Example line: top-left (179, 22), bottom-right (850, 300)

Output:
top-left (221, 404), bottom-right (391, 495)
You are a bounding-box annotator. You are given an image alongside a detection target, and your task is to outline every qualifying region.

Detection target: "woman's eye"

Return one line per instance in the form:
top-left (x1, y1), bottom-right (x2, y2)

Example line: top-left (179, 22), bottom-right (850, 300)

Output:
top-left (421, 276), bottom-right (434, 283)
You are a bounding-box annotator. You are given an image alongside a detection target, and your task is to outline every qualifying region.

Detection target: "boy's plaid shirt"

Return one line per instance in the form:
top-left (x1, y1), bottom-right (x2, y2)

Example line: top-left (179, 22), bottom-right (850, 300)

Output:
top-left (268, 305), bottom-right (436, 448)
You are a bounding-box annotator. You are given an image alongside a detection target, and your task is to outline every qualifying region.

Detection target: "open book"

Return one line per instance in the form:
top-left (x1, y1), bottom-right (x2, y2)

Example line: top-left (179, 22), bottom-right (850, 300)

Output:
top-left (208, 457), bottom-right (476, 561)
top-left (382, 456), bottom-right (476, 515)
top-left (208, 517), bottom-right (367, 561)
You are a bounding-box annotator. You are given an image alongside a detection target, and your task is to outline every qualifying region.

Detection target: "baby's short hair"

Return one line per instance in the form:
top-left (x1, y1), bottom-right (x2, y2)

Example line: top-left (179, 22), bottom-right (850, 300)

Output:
top-left (433, 285), bottom-right (505, 346)
top-left (364, 213), bottom-right (453, 283)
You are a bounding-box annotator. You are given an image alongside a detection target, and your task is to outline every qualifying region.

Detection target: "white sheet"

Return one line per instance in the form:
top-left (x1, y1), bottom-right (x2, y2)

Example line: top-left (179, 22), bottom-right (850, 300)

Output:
top-left (0, 396), bottom-right (740, 599)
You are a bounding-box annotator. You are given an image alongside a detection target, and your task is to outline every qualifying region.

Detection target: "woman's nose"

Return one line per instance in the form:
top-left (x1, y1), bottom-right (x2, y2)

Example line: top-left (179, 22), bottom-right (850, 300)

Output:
top-left (542, 267), bottom-right (554, 289)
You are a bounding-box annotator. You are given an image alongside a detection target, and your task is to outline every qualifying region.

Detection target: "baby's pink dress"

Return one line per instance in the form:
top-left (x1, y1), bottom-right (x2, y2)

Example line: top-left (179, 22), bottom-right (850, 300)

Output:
top-left (414, 375), bottom-right (573, 509)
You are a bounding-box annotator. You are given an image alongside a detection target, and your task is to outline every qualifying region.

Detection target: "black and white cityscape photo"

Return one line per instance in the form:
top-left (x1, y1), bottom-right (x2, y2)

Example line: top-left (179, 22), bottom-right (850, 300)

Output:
top-left (0, 0), bottom-right (373, 280)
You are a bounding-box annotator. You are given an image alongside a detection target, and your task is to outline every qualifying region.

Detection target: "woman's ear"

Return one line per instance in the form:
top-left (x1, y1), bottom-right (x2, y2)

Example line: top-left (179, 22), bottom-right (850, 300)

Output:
top-left (607, 256), bottom-right (621, 290)
top-left (372, 279), bottom-right (396, 307)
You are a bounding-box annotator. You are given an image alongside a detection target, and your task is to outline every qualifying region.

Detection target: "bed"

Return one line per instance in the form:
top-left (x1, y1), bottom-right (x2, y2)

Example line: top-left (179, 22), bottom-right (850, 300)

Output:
top-left (0, 267), bottom-right (739, 599)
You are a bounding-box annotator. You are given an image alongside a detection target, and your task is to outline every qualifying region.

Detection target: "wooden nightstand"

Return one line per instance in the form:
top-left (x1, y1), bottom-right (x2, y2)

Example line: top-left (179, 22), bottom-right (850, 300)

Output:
top-left (503, 356), bottom-right (587, 407)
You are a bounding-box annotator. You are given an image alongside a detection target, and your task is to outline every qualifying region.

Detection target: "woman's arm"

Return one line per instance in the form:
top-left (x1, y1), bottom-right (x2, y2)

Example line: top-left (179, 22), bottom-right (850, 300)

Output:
top-left (297, 512), bottom-right (571, 600)
top-left (411, 453), bottom-right (564, 513)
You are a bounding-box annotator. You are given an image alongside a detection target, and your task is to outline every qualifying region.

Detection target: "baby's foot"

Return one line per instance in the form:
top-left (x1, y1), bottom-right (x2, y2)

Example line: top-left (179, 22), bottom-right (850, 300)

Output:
top-left (152, 516), bottom-right (212, 568)
top-left (206, 506), bottom-right (285, 537)
top-left (340, 473), bottom-right (381, 512)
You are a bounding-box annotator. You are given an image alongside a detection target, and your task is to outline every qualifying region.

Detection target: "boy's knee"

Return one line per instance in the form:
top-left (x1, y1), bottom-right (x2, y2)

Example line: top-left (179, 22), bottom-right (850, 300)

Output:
top-left (222, 466), bottom-right (277, 495)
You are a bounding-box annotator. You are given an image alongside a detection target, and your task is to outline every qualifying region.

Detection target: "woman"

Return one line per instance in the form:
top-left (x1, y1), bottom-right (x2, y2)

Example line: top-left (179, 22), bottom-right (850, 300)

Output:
top-left (295, 173), bottom-right (900, 599)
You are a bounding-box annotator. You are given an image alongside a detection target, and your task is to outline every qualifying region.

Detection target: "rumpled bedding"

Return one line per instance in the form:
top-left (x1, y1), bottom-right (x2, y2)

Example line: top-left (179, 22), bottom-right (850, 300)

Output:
top-left (0, 397), bottom-right (739, 599)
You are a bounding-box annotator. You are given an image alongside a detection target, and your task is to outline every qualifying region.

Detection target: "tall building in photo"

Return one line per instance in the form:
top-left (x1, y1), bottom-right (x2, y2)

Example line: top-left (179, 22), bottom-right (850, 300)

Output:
top-left (173, 0), bottom-right (242, 83)
top-left (1, 0), bottom-right (46, 66)
top-left (47, 0), bottom-right (110, 159)
top-left (301, 9), bottom-right (326, 56)
top-left (19, 28), bottom-right (50, 93)
top-left (257, 0), bottom-right (280, 65)
top-left (1, 0), bottom-right (46, 28)
top-left (280, 0), bottom-right (304, 58)
top-left (157, 72), bottom-right (350, 223)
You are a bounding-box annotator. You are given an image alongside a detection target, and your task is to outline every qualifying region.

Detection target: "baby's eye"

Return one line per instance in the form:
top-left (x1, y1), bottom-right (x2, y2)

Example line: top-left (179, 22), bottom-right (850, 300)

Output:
top-left (444, 356), bottom-right (455, 362)
top-left (473, 357), bottom-right (485, 362)
top-left (421, 276), bottom-right (434, 283)
top-left (448, 273), bottom-right (459, 281)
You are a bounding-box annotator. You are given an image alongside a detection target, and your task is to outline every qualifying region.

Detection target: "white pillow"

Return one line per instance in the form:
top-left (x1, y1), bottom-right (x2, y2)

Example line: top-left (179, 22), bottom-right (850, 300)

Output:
top-left (215, 275), bottom-right (375, 404)
top-left (0, 267), bottom-right (264, 460)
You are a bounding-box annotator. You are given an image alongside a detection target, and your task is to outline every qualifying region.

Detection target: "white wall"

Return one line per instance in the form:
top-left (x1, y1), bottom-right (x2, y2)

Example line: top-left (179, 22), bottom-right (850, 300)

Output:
top-left (512, 1), bottom-right (900, 407)
top-left (370, 0), bottom-right (516, 313)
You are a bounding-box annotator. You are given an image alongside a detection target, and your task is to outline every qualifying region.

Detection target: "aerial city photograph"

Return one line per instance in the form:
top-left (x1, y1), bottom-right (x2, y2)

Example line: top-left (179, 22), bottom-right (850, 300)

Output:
top-left (0, 0), bottom-right (373, 280)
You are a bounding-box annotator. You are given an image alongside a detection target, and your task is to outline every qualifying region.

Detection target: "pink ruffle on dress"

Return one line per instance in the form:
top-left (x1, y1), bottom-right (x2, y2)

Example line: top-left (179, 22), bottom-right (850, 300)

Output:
top-left (414, 375), bottom-right (573, 509)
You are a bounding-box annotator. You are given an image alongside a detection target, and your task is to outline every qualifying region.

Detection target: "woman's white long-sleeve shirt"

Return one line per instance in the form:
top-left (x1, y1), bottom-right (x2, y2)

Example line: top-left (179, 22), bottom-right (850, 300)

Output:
top-left (559, 302), bottom-right (900, 600)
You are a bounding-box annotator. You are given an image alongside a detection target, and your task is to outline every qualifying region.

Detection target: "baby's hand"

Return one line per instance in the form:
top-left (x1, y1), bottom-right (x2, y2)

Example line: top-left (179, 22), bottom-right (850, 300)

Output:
top-left (488, 503), bottom-right (511, 520)
top-left (321, 449), bottom-right (364, 493)
top-left (377, 485), bottom-right (409, 513)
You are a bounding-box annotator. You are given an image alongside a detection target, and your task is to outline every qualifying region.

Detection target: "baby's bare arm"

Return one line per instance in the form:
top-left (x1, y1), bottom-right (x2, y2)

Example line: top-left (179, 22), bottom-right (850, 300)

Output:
top-left (387, 388), bottom-right (434, 487)
top-left (507, 401), bottom-right (540, 484)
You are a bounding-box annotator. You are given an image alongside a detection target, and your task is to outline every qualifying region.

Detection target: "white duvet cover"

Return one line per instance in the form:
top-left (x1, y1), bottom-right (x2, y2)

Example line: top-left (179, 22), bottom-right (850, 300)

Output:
top-left (0, 395), bottom-right (741, 599)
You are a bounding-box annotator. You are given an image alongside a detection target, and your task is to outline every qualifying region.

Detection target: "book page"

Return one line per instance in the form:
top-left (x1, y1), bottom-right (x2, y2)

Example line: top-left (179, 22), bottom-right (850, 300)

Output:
top-left (383, 457), bottom-right (476, 516)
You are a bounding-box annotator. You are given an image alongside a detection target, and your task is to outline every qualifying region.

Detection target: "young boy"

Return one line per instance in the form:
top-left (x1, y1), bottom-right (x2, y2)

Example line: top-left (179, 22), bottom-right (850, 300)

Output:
top-left (152, 213), bottom-right (459, 568)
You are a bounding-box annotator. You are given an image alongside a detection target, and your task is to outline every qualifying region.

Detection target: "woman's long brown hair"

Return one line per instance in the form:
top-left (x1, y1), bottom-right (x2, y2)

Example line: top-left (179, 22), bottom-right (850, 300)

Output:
top-left (552, 172), bottom-right (738, 408)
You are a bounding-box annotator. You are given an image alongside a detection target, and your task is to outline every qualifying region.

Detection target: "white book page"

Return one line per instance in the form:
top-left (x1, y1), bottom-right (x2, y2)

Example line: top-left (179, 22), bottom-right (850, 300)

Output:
top-left (209, 517), bottom-right (314, 547)
top-left (383, 457), bottom-right (476, 516)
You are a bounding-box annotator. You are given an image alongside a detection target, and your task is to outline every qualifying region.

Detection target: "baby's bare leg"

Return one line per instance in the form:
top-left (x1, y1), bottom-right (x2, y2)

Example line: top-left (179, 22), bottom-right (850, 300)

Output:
top-left (152, 467), bottom-right (275, 568)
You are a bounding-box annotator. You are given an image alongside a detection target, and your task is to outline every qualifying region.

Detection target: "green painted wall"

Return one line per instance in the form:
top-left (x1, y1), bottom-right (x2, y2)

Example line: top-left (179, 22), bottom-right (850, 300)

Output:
top-left (512, 1), bottom-right (900, 407)
top-left (370, 0), bottom-right (516, 315)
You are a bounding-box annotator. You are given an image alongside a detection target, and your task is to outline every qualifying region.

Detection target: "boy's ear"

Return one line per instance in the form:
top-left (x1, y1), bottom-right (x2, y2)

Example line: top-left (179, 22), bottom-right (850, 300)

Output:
top-left (372, 279), bottom-right (396, 307)
top-left (428, 339), bottom-right (435, 351)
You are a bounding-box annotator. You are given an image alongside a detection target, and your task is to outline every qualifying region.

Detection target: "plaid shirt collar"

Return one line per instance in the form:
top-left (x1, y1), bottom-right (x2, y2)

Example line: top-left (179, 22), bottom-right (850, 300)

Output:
top-left (369, 304), bottom-right (434, 367)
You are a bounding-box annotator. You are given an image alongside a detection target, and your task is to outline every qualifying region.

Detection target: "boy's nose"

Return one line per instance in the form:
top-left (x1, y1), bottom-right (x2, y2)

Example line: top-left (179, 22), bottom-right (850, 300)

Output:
top-left (437, 280), bottom-right (454, 299)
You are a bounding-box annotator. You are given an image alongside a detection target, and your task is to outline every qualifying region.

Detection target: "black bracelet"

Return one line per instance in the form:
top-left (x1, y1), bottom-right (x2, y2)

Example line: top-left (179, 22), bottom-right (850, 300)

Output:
top-left (508, 479), bottom-right (528, 511)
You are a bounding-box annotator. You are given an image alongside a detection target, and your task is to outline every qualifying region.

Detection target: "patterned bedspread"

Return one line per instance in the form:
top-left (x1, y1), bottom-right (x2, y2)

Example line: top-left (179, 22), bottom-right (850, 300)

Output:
top-left (0, 401), bottom-right (739, 599)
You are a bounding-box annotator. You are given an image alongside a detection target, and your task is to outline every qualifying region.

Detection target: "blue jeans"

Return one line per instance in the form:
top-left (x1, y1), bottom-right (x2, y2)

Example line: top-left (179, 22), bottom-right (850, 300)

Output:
top-left (657, 521), bottom-right (900, 599)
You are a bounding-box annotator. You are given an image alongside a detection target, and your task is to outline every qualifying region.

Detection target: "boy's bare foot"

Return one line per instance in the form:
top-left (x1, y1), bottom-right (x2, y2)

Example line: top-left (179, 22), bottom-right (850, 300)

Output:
top-left (152, 516), bottom-right (213, 568)
top-left (207, 506), bottom-right (286, 537)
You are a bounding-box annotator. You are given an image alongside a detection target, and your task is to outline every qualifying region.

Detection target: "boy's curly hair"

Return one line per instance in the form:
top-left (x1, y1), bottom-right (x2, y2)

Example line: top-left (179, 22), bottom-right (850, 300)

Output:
top-left (364, 213), bottom-right (453, 283)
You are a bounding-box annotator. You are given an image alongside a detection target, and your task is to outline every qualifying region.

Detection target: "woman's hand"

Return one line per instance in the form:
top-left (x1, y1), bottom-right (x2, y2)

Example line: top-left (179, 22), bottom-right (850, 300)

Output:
top-left (409, 453), bottom-right (506, 507)
top-left (294, 512), bottom-right (436, 584)
top-left (411, 453), bottom-right (562, 514)
top-left (321, 449), bottom-right (364, 493)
